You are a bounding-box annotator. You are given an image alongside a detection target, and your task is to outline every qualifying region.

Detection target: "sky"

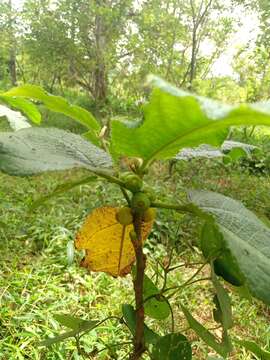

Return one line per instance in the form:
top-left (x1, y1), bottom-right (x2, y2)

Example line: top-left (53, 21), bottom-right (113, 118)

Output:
top-left (12, 0), bottom-right (260, 78)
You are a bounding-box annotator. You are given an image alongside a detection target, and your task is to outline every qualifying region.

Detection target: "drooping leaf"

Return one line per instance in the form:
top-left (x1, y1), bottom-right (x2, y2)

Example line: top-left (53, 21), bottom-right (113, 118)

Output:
top-left (200, 222), bottom-right (224, 260)
top-left (151, 333), bottom-right (192, 360)
top-left (211, 269), bottom-right (233, 330)
top-left (30, 175), bottom-right (97, 209)
top-left (143, 274), bottom-right (170, 320)
top-left (122, 304), bottom-right (160, 346)
top-left (181, 304), bottom-right (230, 358)
top-left (0, 95), bottom-right (41, 125)
top-left (3, 84), bottom-right (100, 143)
top-left (75, 207), bottom-right (153, 277)
top-left (111, 76), bottom-right (270, 164)
top-left (200, 222), bottom-right (245, 287)
top-left (236, 340), bottom-right (270, 360)
top-left (189, 190), bottom-right (270, 305)
top-left (0, 104), bottom-right (31, 131)
top-left (0, 128), bottom-right (112, 176)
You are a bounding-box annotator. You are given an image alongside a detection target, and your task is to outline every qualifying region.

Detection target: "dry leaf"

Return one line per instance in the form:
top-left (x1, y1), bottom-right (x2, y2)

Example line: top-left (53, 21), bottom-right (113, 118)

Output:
top-left (75, 207), bottom-right (153, 277)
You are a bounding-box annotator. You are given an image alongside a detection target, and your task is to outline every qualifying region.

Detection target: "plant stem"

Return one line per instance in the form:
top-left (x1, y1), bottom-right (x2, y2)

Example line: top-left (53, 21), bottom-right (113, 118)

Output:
top-left (151, 201), bottom-right (193, 213)
top-left (130, 212), bottom-right (146, 360)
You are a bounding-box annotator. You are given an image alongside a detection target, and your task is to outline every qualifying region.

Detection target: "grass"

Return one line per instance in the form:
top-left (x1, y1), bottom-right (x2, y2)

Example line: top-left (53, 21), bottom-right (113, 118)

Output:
top-left (1, 159), bottom-right (270, 359)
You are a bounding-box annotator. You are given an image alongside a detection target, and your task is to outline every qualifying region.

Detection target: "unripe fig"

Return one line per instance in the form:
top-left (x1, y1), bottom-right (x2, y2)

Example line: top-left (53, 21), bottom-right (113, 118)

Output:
top-left (131, 192), bottom-right (151, 213)
top-left (141, 184), bottom-right (156, 202)
top-left (116, 207), bottom-right (133, 226)
top-left (119, 172), bottom-right (143, 193)
top-left (142, 208), bottom-right (156, 222)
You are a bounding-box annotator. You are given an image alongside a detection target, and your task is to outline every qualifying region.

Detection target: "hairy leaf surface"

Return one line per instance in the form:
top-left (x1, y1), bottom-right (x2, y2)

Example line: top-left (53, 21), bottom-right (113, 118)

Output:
top-left (176, 140), bottom-right (256, 161)
top-left (0, 128), bottom-right (112, 176)
top-left (189, 190), bottom-right (270, 304)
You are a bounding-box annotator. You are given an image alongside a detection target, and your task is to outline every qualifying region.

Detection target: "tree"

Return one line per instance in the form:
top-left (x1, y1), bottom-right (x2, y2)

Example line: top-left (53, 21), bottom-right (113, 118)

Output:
top-left (0, 0), bottom-right (18, 86)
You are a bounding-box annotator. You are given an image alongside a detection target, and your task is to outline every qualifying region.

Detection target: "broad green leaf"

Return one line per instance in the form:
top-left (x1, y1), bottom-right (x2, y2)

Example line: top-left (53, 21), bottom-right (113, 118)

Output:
top-left (0, 95), bottom-right (41, 125)
top-left (181, 304), bottom-right (230, 358)
top-left (3, 85), bottom-right (100, 143)
top-left (111, 76), bottom-right (270, 164)
top-left (151, 333), bottom-right (192, 360)
top-left (189, 190), bottom-right (270, 305)
top-left (30, 175), bottom-right (97, 209)
top-left (211, 270), bottom-right (233, 330)
top-left (54, 314), bottom-right (98, 331)
top-left (236, 340), bottom-right (270, 360)
top-left (122, 304), bottom-right (160, 346)
top-left (0, 104), bottom-right (31, 131)
top-left (0, 128), bottom-right (112, 176)
top-left (143, 274), bottom-right (170, 320)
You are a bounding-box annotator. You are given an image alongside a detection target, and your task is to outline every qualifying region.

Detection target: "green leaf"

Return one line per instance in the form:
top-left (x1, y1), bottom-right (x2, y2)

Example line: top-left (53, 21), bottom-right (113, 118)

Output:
top-left (40, 329), bottom-right (79, 347)
top-left (143, 275), bottom-right (170, 320)
top-left (151, 333), bottom-right (192, 360)
top-left (200, 222), bottom-right (245, 287)
top-left (200, 222), bottom-right (224, 260)
top-left (111, 76), bottom-right (270, 164)
top-left (54, 314), bottom-right (98, 331)
top-left (3, 84), bottom-right (100, 142)
top-left (227, 147), bottom-right (247, 162)
top-left (40, 315), bottom-right (99, 347)
top-left (0, 95), bottom-right (41, 125)
top-left (181, 304), bottom-right (230, 358)
top-left (30, 175), bottom-right (97, 209)
top-left (0, 128), bottom-right (112, 176)
top-left (236, 340), bottom-right (270, 360)
top-left (211, 270), bottom-right (233, 330)
top-left (122, 304), bottom-right (160, 346)
top-left (189, 190), bottom-right (270, 305)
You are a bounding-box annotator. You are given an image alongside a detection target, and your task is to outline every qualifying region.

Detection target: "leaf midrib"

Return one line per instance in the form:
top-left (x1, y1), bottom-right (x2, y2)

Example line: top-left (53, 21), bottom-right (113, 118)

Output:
top-left (143, 112), bottom-right (270, 163)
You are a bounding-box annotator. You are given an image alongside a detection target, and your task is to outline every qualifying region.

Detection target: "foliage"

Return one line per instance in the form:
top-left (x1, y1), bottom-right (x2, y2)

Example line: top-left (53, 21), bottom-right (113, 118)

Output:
top-left (1, 76), bottom-right (270, 359)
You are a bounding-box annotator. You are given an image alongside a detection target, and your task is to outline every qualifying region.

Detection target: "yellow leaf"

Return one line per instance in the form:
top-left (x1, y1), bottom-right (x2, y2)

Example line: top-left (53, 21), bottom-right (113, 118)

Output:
top-left (75, 207), bottom-right (153, 277)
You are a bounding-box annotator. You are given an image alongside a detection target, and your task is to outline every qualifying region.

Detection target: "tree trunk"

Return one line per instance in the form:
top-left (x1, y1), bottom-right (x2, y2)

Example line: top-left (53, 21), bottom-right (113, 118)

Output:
top-left (94, 0), bottom-right (108, 106)
top-left (8, 0), bottom-right (17, 86)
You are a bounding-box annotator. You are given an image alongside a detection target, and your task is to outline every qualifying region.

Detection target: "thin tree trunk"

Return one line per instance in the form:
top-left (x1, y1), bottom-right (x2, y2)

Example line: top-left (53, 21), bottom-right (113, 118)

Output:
top-left (94, 0), bottom-right (108, 105)
top-left (8, 0), bottom-right (17, 86)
